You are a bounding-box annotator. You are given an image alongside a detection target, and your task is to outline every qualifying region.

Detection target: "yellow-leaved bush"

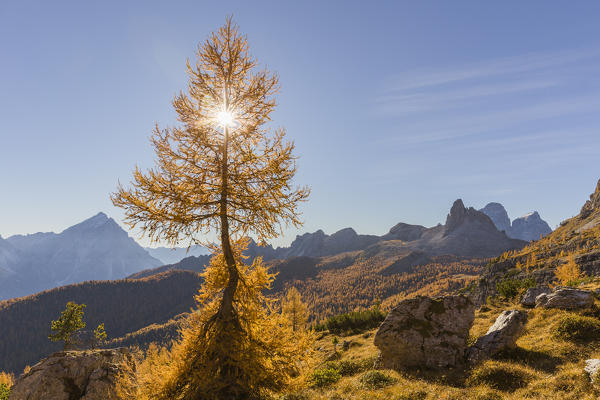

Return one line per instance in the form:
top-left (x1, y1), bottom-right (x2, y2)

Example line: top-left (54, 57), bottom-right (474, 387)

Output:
top-left (118, 239), bottom-right (314, 400)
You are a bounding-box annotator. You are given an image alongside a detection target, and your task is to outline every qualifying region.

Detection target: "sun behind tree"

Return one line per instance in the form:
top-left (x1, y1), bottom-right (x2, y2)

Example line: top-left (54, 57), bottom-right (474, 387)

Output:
top-left (112, 17), bottom-right (310, 399)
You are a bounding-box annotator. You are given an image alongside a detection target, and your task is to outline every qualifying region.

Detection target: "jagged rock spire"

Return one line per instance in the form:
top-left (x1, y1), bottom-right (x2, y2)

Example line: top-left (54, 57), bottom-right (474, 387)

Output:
top-left (580, 179), bottom-right (600, 219)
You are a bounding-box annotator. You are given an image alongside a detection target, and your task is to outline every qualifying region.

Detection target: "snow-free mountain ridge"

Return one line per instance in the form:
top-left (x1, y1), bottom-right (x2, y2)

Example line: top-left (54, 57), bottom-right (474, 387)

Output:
top-left (0, 212), bottom-right (162, 300)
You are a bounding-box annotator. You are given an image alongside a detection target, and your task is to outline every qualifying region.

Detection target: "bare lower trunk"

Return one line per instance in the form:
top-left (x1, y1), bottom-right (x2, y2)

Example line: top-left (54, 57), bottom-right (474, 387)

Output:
top-left (219, 212), bottom-right (239, 323)
top-left (217, 117), bottom-right (240, 326)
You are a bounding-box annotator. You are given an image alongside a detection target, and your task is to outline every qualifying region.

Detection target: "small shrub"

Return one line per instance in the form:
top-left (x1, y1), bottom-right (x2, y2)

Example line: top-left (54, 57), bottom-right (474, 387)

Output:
top-left (0, 384), bottom-right (10, 400)
top-left (467, 362), bottom-right (531, 392)
top-left (279, 391), bottom-right (310, 400)
top-left (496, 277), bottom-right (535, 300)
top-left (317, 308), bottom-right (387, 334)
top-left (0, 372), bottom-right (13, 400)
top-left (309, 368), bottom-right (341, 388)
top-left (359, 370), bottom-right (397, 389)
top-left (553, 314), bottom-right (600, 342)
top-left (475, 392), bottom-right (503, 400)
top-left (323, 358), bottom-right (372, 377)
top-left (396, 390), bottom-right (427, 400)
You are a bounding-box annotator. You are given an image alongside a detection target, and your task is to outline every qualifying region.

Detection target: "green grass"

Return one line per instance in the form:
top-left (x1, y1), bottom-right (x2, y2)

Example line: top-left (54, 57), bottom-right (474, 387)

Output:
top-left (554, 314), bottom-right (600, 342)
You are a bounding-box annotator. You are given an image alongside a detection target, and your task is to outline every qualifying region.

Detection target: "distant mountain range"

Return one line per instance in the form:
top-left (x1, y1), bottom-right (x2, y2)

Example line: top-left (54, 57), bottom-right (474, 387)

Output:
top-left (0, 213), bottom-right (162, 300)
top-left (132, 198), bottom-right (528, 280)
top-left (0, 199), bottom-right (545, 301)
top-left (145, 245), bottom-right (209, 265)
top-left (479, 203), bottom-right (552, 241)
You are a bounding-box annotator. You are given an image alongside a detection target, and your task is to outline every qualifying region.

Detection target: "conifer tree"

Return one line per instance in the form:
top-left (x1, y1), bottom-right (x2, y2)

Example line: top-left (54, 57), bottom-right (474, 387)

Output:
top-left (93, 323), bottom-right (107, 348)
top-left (554, 253), bottom-right (583, 286)
top-left (282, 286), bottom-right (309, 332)
top-left (49, 302), bottom-right (86, 349)
top-left (111, 16), bottom-right (308, 332)
top-left (112, 17), bottom-right (310, 399)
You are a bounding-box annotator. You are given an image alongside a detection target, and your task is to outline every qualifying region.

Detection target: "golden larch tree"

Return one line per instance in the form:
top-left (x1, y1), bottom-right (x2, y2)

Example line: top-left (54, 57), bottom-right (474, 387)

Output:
top-left (111, 17), bottom-right (308, 327)
top-left (282, 286), bottom-right (309, 332)
top-left (112, 17), bottom-right (310, 399)
top-left (554, 253), bottom-right (583, 286)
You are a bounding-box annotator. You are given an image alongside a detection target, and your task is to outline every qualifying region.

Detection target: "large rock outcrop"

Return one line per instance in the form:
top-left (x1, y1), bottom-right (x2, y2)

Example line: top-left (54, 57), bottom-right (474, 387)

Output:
top-left (580, 179), bottom-right (600, 219)
top-left (9, 348), bottom-right (133, 400)
top-left (535, 287), bottom-right (594, 310)
top-left (466, 310), bottom-right (528, 365)
top-left (374, 295), bottom-right (475, 370)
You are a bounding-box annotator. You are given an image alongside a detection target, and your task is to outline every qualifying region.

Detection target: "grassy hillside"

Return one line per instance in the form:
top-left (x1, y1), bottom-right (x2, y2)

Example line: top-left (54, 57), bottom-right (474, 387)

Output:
top-left (284, 280), bottom-right (600, 400)
top-left (0, 270), bottom-right (201, 374)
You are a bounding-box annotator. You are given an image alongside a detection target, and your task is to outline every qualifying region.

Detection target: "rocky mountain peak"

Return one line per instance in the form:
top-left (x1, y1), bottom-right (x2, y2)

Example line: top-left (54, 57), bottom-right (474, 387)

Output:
top-left (444, 199), bottom-right (499, 238)
top-left (580, 179), bottom-right (600, 219)
top-left (62, 212), bottom-right (124, 237)
top-left (480, 203), bottom-right (511, 233)
top-left (520, 211), bottom-right (540, 220)
top-left (385, 222), bottom-right (427, 242)
top-left (511, 211), bottom-right (552, 241)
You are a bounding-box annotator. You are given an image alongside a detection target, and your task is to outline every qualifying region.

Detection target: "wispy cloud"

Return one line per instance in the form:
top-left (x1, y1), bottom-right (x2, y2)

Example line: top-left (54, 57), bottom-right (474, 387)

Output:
top-left (384, 47), bottom-right (600, 92)
top-left (373, 47), bottom-right (600, 145)
top-left (376, 79), bottom-right (557, 114)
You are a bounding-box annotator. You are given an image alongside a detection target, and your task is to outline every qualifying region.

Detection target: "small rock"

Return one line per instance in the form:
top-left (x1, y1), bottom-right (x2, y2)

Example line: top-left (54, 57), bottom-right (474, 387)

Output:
top-left (535, 287), bottom-right (594, 310)
top-left (467, 310), bottom-right (528, 365)
top-left (521, 287), bottom-right (550, 308)
top-left (585, 359), bottom-right (600, 383)
top-left (374, 295), bottom-right (475, 370)
top-left (342, 340), bottom-right (350, 351)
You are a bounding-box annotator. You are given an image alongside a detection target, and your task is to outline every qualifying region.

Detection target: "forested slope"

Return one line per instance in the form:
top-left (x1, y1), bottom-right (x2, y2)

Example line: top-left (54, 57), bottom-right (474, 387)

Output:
top-left (0, 270), bottom-right (201, 373)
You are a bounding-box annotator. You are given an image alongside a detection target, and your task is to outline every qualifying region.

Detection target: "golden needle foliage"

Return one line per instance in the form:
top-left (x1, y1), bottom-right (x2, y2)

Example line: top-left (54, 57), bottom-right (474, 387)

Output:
top-left (118, 239), bottom-right (314, 400)
top-left (282, 286), bottom-right (309, 332)
top-left (0, 372), bottom-right (13, 388)
top-left (554, 253), bottom-right (583, 286)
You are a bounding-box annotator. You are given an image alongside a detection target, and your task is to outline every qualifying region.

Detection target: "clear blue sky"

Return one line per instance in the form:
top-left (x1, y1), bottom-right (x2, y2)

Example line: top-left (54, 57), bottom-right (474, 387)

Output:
top-left (1, 1), bottom-right (600, 247)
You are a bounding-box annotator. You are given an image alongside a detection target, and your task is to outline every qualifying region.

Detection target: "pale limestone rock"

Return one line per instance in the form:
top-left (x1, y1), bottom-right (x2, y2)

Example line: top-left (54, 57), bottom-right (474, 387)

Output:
top-left (535, 287), bottom-right (593, 310)
top-left (467, 310), bottom-right (528, 365)
top-left (374, 295), bottom-right (475, 369)
top-left (585, 359), bottom-right (600, 383)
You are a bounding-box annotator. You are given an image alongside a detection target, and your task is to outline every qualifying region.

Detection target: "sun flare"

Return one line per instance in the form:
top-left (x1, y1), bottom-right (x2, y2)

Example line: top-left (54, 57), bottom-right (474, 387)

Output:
top-left (216, 110), bottom-right (235, 127)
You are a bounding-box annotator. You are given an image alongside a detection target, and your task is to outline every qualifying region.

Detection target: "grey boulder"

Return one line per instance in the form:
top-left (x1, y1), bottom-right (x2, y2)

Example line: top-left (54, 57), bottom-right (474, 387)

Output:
top-left (374, 295), bottom-right (475, 370)
top-left (521, 287), bottom-right (550, 308)
top-left (467, 310), bottom-right (528, 365)
top-left (535, 287), bottom-right (594, 310)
